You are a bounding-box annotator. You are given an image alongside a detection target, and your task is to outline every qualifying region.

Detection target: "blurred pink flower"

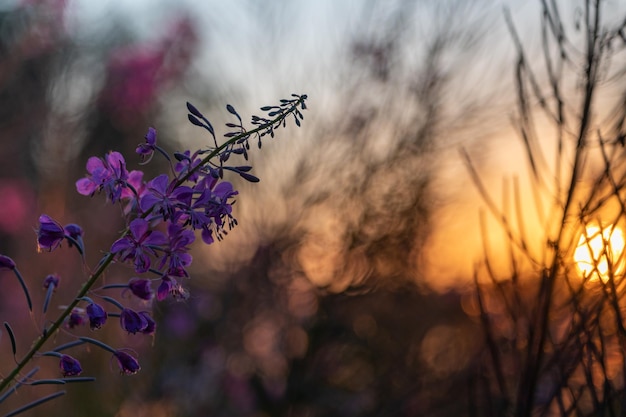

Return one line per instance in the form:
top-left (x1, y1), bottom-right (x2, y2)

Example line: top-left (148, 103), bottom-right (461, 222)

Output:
top-left (0, 180), bottom-right (34, 235)
top-left (99, 16), bottom-right (198, 126)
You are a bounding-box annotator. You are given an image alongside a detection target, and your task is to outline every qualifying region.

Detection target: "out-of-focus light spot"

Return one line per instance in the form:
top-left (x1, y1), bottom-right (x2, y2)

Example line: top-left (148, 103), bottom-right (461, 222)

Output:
top-left (574, 224), bottom-right (625, 282)
top-left (287, 277), bottom-right (318, 319)
top-left (226, 352), bottom-right (254, 378)
top-left (420, 324), bottom-right (473, 377)
top-left (353, 314), bottom-right (377, 339)
top-left (285, 325), bottom-right (308, 358)
top-left (115, 400), bottom-right (175, 417)
top-left (460, 292), bottom-right (481, 317)
top-left (243, 316), bottom-right (280, 358)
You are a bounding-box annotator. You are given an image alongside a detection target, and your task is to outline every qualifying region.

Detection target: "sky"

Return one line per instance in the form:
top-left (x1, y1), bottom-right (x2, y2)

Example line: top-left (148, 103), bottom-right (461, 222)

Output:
top-left (54, 0), bottom-right (626, 291)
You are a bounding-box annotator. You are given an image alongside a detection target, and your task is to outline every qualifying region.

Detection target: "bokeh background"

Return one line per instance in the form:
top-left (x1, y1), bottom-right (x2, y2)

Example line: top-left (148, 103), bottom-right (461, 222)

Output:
top-left (1, 0), bottom-right (625, 416)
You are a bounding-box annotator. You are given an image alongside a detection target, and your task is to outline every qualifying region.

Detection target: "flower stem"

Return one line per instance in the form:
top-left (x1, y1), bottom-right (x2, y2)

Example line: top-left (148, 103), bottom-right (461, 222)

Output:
top-left (0, 252), bottom-right (114, 393)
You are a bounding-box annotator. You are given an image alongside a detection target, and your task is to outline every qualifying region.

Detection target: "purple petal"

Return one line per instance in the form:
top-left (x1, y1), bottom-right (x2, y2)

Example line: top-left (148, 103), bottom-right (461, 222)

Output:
top-left (144, 230), bottom-right (167, 246)
top-left (128, 218), bottom-right (149, 240)
top-left (147, 174), bottom-right (169, 194)
top-left (110, 237), bottom-right (132, 254)
top-left (76, 178), bottom-right (97, 195)
top-left (85, 156), bottom-right (106, 175)
top-left (106, 151), bottom-right (126, 170)
top-left (139, 193), bottom-right (161, 212)
top-left (145, 127), bottom-right (157, 145)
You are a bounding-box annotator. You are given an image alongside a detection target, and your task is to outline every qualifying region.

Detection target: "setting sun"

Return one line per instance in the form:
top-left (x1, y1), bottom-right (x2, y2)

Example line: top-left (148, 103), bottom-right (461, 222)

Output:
top-left (573, 224), bottom-right (625, 282)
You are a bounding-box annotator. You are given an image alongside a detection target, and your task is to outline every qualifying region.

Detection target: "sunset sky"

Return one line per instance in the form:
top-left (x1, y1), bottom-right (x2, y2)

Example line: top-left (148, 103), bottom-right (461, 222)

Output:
top-left (52, 0), bottom-right (626, 291)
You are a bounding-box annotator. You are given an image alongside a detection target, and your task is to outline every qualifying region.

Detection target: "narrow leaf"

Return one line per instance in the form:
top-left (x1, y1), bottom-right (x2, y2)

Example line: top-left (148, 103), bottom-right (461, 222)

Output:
top-left (0, 367), bottom-right (39, 404)
top-left (226, 104), bottom-right (242, 122)
top-left (30, 379), bottom-right (66, 386)
top-left (42, 284), bottom-right (54, 314)
top-left (79, 337), bottom-right (116, 354)
top-left (53, 340), bottom-right (87, 353)
top-left (187, 114), bottom-right (205, 128)
top-left (186, 102), bottom-right (204, 118)
top-left (4, 390), bottom-right (66, 417)
top-left (62, 377), bottom-right (96, 383)
top-left (4, 322), bottom-right (16, 356)
top-left (13, 269), bottom-right (32, 312)
top-left (239, 172), bottom-right (260, 183)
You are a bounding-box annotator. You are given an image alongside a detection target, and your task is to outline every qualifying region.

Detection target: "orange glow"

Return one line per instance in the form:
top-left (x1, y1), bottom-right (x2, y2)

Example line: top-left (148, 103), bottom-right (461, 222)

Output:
top-left (573, 224), bottom-right (625, 282)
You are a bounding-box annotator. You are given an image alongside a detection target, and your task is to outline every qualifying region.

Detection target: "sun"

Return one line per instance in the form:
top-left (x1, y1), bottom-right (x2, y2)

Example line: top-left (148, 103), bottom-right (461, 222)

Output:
top-left (573, 224), bottom-right (625, 282)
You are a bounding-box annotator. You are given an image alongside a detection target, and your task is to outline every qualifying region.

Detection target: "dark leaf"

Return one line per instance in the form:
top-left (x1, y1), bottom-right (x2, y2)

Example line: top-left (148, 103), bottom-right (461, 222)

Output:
top-left (186, 102), bottom-right (204, 118)
top-left (173, 152), bottom-right (188, 162)
top-left (3, 390), bottom-right (66, 417)
top-left (5, 322), bottom-right (16, 356)
top-left (239, 172), bottom-right (260, 182)
top-left (30, 379), bottom-right (66, 386)
top-left (226, 104), bottom-right (242, 122)
top-left (62, 377), bottom-right (96, 383)
top-left (187, 114), bottom-right (205, 128)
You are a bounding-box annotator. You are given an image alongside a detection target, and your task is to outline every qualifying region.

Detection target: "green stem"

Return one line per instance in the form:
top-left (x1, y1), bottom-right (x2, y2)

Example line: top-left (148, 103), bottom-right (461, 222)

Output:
top-left (0, 252), bottom-right (114, 393)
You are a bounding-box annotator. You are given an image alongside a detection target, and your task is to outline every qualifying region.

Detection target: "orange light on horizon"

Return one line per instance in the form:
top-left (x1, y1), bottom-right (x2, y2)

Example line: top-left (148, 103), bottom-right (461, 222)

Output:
top-left (573, 224), bottom-right (625, 282)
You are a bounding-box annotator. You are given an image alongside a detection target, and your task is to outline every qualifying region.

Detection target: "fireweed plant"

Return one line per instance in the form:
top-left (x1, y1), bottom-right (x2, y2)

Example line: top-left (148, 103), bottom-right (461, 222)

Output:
top-left (0, 94), bottom-right (307, 415)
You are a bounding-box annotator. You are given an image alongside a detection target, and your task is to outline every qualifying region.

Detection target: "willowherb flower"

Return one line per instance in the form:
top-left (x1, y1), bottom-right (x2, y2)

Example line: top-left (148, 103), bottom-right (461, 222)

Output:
top-left (75, 151), bottom-right (130, 203)
top-left (110, 218), bottom-right (167, 273)
top-left (156, 275), bottom-right (189, 301)
top-left (37, 214), bottom-right (66, 252)
top-left (160, 222), bottom-right (194, 277)
top-left (43, 274), bottom-right (60, 289)
top-left (113, 350), bottom-right (141, 375)
top-left (86, 302), bottom-right (108, 330)
top-left (139, 174), bottom-right (192, 221)
top-left (120, 308), bottom-right (148, 334)
top-left (136, 127), bottom-right (158, 163)
top-left (174, 150), bottom-right (202, 183)
top-left (138, 311), bottom-right (156, 335)
top-left (0, 94), bottom-right (307, 416)
top-left (63, 223), bottom-right (85, 255)
top-left (127, 278), bottom-right (153, 300)
top-left (157, 276), bottom-right (174, 301)
top-left (60, 354), bottom-right (82, 377)
top-left (120, 170), bottom-right (147, 215)
top-left (66, 308), bottom-right (86, 329)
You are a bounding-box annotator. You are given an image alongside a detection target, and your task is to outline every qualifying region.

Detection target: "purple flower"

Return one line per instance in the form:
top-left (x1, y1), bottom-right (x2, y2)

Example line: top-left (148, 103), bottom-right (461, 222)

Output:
top-left (43, 274), bottom-right (60, 289)
top-left (76, 151), bottom-right (130, 203)
top-left (66, 308), bottom-right (86, 329)
top-left (37, 214), bottom-right (66, 252)
top-left (120, 308), bottom-right (148, 334)
top-left (63, 224), bottom-right (83, 241)
top-left (113, 350), bottom-right (141, 375)
top-left (64, 223), bottom-right (84, 254)
top-left (136, 127), bottom-right (157, 163)
top-left (160, 222), bottom-right (194, 277)
top-left (139, 311), bottom-right (156, 335)
top-left (157, 276), bottom-right (174, 301)
top-left (174, 150), bottom-right (202, 183)
top-left (157, 276), bottom-right (189, 301)
top-left (110, 218), bottom-right (167, 273)
top-left (86, 302), bottom-right (108, 330)
top-left (0, 255), bottom-right (16, 270)
top-left (60, 354), bottom-right (82, 377)
top-left (139, 174), bottom-right (192, 221)
top-left (127, 278), bottom-right (153, 300)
